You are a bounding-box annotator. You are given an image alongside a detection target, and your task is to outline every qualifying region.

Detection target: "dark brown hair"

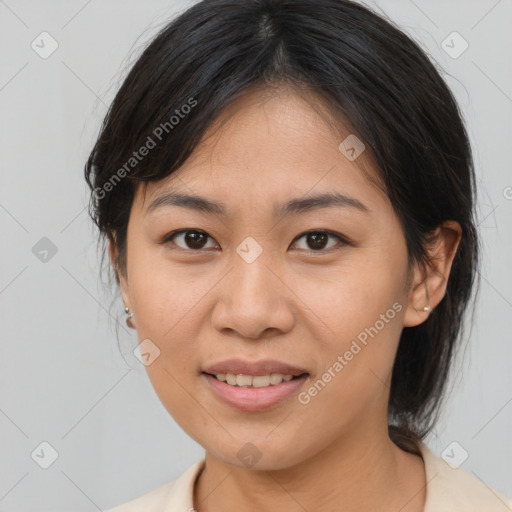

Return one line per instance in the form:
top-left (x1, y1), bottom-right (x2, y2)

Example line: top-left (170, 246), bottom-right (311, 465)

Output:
top-left (84, 0), bottom-right (480, 454)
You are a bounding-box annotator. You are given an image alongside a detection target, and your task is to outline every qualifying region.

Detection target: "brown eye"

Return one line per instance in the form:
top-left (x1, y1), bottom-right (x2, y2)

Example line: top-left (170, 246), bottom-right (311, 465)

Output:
top-left (165, 230), bottom-right (218, 250)
top-left (163, 229), bottom-right (348, 253)
top-left (306, 232), bottom-right (329, 250)
top-left (292, 230), bottom-right (347, 252)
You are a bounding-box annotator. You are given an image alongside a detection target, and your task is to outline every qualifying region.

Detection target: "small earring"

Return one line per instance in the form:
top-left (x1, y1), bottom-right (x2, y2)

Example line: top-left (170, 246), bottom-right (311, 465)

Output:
top-left (423, 305), bottom-right (432, 313)
top-left (124, 306), bottom-right (135, 328)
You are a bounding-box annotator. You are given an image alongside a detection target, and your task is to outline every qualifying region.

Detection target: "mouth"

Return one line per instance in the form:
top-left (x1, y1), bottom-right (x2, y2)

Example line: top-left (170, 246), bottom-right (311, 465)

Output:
top-left (201, 371), bottom-right (310, 412)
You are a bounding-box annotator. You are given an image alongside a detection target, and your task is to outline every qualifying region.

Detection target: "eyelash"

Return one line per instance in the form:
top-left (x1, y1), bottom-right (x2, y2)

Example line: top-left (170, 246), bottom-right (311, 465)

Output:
top-left (162, 229), bottom-right (350, 254)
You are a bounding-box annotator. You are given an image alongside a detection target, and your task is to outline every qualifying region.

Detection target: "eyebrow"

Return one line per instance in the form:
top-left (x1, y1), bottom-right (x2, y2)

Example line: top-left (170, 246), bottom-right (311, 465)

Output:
top-left (146, 191), bottom-right (370, 218)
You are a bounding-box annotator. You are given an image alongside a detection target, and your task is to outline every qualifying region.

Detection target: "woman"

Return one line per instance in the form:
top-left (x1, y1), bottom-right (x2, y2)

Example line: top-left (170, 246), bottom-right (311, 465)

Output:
top-left (85, 0), bottom-right (512, 510)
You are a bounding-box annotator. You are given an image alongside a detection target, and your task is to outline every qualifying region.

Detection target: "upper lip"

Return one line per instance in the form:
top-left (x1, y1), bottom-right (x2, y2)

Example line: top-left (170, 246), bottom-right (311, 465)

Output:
top-left (202, 358), bottom-right (309, 377)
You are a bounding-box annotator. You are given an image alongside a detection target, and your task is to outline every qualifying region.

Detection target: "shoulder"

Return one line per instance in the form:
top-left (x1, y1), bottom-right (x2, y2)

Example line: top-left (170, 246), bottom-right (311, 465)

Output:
top-left (104, 459), bottom-right (205, 512)
top-left (420, 442), bottom-right (512, 511)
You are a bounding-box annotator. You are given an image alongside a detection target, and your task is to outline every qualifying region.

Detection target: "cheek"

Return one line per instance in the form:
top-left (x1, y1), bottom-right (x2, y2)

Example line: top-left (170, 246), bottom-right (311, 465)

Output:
top-left (293, 250), bottom-right (407, 416)
top-left (295, 313), bottom-right (403, 446)
top-left (126, 248), bottom-right (208, 410)
top-left (127, 243), bottom-right (210, 339)
top-left (293, 247), bottom-right (407, 349)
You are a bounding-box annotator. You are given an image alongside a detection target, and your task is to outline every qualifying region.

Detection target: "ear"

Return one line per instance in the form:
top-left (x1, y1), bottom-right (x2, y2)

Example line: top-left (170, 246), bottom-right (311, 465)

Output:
top-left (108, 235), bottom-right (131, 312)
top-left (403, 220), bottom-right (462, 327)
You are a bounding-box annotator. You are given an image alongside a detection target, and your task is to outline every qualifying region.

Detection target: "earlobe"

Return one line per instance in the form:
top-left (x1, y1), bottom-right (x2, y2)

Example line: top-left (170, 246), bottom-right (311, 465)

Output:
top-left (403, 220), bottom-right (462, 328)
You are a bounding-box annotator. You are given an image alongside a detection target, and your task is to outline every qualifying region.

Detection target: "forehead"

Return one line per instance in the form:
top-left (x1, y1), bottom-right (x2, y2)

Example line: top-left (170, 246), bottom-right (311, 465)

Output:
top-left (136, 86), bottom-right (388, 217)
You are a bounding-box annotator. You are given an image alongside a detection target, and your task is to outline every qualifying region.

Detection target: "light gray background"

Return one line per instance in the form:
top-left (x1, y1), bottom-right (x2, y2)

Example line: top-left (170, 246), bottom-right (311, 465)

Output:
top-left (0, 0), bottom-right (511, 510)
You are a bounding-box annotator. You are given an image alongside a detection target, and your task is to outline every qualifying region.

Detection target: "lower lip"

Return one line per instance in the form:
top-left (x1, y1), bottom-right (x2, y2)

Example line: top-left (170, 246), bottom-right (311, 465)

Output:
top-left (202, 373), bottom-right (309, 412)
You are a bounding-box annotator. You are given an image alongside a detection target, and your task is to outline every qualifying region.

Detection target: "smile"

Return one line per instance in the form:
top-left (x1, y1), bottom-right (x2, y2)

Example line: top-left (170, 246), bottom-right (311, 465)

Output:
top-left (202, 372), bottom-right (310, 412)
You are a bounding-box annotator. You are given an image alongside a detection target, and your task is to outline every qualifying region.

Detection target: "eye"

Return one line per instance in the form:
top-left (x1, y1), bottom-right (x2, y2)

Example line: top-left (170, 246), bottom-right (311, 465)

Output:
top-left (162, 229), bottom-right (349, 253)
top-left (163, 229), bottom-right (219, 251)
top-left (291, 230), bottom-right (349, 252)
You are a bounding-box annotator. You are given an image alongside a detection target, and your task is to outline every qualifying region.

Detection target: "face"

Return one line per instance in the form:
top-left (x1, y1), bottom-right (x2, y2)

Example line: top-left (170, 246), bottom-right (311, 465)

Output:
top-left (115, 86), bottom-right (421, 470)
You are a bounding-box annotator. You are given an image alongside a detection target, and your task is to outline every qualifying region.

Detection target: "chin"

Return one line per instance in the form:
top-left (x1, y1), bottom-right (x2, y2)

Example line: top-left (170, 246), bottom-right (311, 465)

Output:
top-left (201, 436), bottom-right (311, 472)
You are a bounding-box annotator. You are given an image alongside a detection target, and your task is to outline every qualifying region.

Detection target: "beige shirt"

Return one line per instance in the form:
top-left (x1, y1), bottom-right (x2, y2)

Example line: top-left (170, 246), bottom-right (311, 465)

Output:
top-left (105, 442), bottom-right (512, 511)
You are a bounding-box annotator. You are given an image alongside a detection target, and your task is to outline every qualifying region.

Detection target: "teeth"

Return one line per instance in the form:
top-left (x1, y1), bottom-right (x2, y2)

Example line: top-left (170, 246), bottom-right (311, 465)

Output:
top-left (252, 375), bottom-right (271, 387)
top-left (214, 373), bottom-right (296, 387)
top-left (236, 374), bottom-right (253, 387)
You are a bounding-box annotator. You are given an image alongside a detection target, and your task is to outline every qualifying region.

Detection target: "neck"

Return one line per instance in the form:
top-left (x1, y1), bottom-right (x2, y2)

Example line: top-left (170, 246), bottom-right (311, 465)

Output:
top-left (193, 422), bottom-right (426, 512)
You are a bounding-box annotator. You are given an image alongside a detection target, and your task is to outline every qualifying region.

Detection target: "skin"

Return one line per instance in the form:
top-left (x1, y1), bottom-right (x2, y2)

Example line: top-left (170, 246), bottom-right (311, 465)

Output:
top-left (110, 85), bottom-right (462, 512)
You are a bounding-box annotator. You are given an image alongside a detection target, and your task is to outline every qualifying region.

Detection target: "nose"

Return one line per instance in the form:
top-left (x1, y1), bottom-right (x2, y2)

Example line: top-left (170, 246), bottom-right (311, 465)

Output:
top-left (211, 251), bottom-right (295, 340)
